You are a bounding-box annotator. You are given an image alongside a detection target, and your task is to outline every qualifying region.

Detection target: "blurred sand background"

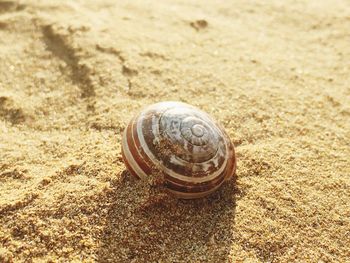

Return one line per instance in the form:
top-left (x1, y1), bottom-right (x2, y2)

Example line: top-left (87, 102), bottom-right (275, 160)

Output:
top-left (1, 0), bottom-right (350, 262)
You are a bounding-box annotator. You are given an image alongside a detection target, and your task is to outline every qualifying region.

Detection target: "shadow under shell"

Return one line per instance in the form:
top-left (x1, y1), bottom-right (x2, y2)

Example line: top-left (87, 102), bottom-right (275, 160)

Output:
top-left (97, 171), bottom-right (237, 262)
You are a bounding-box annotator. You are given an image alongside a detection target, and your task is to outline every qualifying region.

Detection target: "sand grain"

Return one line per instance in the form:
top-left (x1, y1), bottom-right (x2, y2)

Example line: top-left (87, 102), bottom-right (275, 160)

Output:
top-left (0, 0), bottom-right (349, 262)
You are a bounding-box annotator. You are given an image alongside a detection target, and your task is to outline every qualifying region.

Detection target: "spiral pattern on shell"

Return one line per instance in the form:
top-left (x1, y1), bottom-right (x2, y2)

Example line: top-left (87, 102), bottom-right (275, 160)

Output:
top-left (121, 101), bottom-right (236, 199)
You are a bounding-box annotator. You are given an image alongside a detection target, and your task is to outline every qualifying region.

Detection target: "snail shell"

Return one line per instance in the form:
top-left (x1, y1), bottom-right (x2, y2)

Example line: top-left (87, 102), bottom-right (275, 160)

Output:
top-left (121, 101), bottom-right (236, 199)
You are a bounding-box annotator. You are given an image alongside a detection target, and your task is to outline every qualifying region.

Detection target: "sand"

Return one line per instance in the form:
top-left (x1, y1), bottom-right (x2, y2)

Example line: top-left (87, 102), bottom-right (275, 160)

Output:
top-left (0, 0), bottom-right (349, 262)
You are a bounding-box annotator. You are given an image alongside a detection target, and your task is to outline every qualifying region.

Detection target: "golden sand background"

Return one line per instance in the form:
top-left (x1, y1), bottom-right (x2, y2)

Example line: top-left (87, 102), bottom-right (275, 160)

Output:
top-left (0, 0), bottom-right (349, 262)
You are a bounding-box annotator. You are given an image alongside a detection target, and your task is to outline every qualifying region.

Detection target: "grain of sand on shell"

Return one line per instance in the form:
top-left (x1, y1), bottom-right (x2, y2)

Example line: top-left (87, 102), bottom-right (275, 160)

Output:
top-left (0, 0), bottom-right (350, 262)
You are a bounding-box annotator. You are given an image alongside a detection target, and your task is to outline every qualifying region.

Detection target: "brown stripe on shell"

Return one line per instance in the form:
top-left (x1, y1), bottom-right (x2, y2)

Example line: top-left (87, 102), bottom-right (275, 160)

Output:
top-left (221, 129), bottom-right (237, 181)
top-left (200, 110), bottom-right (237, 181)
top-left (126, 116), bottom-right (153, 176)
top-left (162, 162), bottom-right (228, 189)
top-left (164, 169), bottom-right (227, 194)
top-left (225, 142), bottom-right (236, 180)
top-left (130, 114), bottom-right (164, 177)
top-left (166, 181), bottom-right (224, 199)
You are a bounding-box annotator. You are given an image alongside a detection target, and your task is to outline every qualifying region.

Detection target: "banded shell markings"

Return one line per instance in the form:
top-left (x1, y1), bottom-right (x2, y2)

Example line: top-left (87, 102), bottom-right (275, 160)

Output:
top-left (121, 101), bottom-right (236, 199)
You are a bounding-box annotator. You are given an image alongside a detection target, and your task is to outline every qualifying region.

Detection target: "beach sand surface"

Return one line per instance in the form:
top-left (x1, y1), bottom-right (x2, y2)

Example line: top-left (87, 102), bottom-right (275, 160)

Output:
top-left (0, 0), bottom-right (349, 262)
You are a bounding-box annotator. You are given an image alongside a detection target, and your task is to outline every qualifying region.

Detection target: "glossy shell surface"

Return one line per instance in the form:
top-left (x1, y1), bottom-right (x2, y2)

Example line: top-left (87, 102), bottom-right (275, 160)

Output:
top-left (121, 101), bottom-right (236, 199)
